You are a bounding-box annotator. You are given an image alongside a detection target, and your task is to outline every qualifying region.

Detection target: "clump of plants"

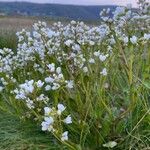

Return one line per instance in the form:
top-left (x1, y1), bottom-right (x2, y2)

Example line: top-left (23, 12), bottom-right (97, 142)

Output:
top-left (0, 1), bottom-right (150, 149)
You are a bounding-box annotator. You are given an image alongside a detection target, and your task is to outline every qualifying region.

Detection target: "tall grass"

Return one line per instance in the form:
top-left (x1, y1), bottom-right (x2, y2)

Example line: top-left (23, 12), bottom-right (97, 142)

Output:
top-left (0, 30), bottom-right (17, 50)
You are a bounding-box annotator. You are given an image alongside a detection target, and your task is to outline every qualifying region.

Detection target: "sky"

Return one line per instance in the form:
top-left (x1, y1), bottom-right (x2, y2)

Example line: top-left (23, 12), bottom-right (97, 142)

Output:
top-left (0, 0), bottom-right (139, 7)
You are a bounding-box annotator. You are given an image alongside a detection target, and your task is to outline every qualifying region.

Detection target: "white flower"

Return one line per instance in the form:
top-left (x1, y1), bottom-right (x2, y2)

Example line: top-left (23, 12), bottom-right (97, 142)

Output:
top-left (65, 40), bottom-right (73, 47)
top-left (100, 68), bottom-right (107, 76)
top-left (33, 23), bottom-right (39, 30)
top-left (26, 98), bottom-right (34, 109)
top-left (110, 38), bottom-right (116, 45)
top-left (41, 21), bottom-right (46, 27)
top-left (15, 80), bottom-right (35, 100)
top-left (52, 83), bottom-right (60, 90)
top-left (33, 31), bottom-right (41, 38)
top-left (71, 20), bottom-right (76, 24)
top-left (64, 115), bottom-right (72, 124)
top-left (41, 117), bottom-right (54, 131)
top-left (36, 94), bottom-right (49, 102)
top-left (36, 80), bottom-right (44, 88)
top-left (47, 63), bottom-right (55, 72)
top-left (44, 107), bottom-right (52, 115)
top-left (45, 77), bottom-right (54, 83)
top-left (99, 55), bottom-right (107, 62)
top-left (15, 90), bottom-right (26, 100)
top-left (94, 51), bottom-right (100, 57)
top-left (45, 85), bottom-right (51, 91)
top-left (66, 80), bottom-right (74, 89)
top-left (61, 131), bottom-right (68, 141)
top-left (56, 67), bottom-right (62, 74)
top-left (57, 103), bottom-right (66, 115)
top-left (130, 36), bottom-right (137, 44)
top-left (113, 7), bottom-right (125, 19)
top-left (89, 41), bottom-right (95, 46)
top-left (123, 37), bottom-right (129, 44)
top-left (21, 80), bottom-right (34, 93)
top-left (144, 33), bottom-right (150, 40)
top-left (83, 66), bottom-right (88, 73)
top-left (47, 29), bottom-right (55, 38)
top-left (57, 74), bottom-right (64, 80)
top-left (72, 44), bottom-right (81, 51)
top-left (89, 58), bottom-right (95, 64)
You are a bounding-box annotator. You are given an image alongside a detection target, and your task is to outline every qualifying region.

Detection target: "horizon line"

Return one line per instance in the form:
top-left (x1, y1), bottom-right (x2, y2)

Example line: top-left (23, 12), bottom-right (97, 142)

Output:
top-left (0, 0), bottom-right (138, 8)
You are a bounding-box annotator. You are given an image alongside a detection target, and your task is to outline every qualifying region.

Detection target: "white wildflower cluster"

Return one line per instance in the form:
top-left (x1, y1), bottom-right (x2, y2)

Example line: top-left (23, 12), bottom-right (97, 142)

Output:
top-left (45, 63), bottom-right (73, 91)
top-left (138, 0), bottom-right (150, 14)
top-left (100, 8), bottom-right (112, 22)
top-left (13, 80), bottom-right (48, 110)
top-left (0, 48), bottom-right (14, 73)
top-left (0, 3), bottom-right (149, 148)
top-left (143, 33), bottom-right (150, 40)
top-left (12, 62), bottom-right (73, 111)
top-left (113, 7), bottom-right (126, 20)
top-left (0, 4), bottom-right (149, 78)
top-left (0, 4), bottom-right (148, 109)
top-left (41, 104), bottom-right (72, 142)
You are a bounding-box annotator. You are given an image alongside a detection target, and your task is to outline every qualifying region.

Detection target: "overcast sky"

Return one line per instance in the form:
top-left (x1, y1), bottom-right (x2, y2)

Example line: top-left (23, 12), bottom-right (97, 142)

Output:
top-left (0, 0), bottom-right (139, 7)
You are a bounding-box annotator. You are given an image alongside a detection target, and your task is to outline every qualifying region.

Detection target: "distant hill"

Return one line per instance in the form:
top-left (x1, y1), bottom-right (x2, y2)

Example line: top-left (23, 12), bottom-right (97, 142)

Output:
top-left (0, 2), bottom-right (117, 20)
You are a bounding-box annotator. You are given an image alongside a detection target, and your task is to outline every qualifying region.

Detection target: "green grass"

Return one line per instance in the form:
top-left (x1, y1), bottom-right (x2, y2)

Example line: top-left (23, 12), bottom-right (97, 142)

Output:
top-left (0, 30), bottom-right (17, 50)
top-left (0, 111), bottom-right (64, 150)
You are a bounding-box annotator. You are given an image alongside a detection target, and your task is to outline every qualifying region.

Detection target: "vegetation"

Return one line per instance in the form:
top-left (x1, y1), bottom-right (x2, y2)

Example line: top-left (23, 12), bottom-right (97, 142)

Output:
top-left (0, 1), bottom-right (150, 150)
top-left (0, 111), bottom-right (64, 150)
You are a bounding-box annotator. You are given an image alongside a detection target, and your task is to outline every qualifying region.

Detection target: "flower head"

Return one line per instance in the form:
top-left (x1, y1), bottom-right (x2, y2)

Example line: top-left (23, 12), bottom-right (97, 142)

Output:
top-left (66, 80), bottom-right (74, 89)
top-left (57, 103), bottom-right (66, 115)
top-left (64, 115), bottom-right (72, 124)
top-left (44, 107), bottom-right (52, 115)
top-left (130, 36), bottom-right (137, 44)
top-left (100, 68), bottom-right (107, 76)
top-left (36, 80), bottom-right (44, 88)
top-left (41, 117), bottom-right (54, 131)
top-left (61, 131), bottom-right (68, 141)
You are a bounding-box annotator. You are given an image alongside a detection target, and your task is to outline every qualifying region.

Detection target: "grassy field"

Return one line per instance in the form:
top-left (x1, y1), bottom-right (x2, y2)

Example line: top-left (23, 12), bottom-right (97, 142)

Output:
top-left (0, 16), bottom-right (59, 50)
top-left (0, 16), bottom-right (72, 29)
top-left (0, 16), bottom-right (32, 50)
top-left (0, 111), bottom-right (64, 150)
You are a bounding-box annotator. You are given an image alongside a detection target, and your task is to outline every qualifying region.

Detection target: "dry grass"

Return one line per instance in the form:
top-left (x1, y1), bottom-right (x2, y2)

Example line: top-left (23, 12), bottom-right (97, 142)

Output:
top-left (0, 16), bottom-right (100, 31)
top-left (0, 17), bottom-right (35, 31)
top-left (0, 16), bottom-right (58, 31)
top-left (0, 16), bottom-right (64, 49)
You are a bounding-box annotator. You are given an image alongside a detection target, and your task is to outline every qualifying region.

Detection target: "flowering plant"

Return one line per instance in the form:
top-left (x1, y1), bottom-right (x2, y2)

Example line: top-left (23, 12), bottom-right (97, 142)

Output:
top-left (0, 1), bottom-right (150, 149)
